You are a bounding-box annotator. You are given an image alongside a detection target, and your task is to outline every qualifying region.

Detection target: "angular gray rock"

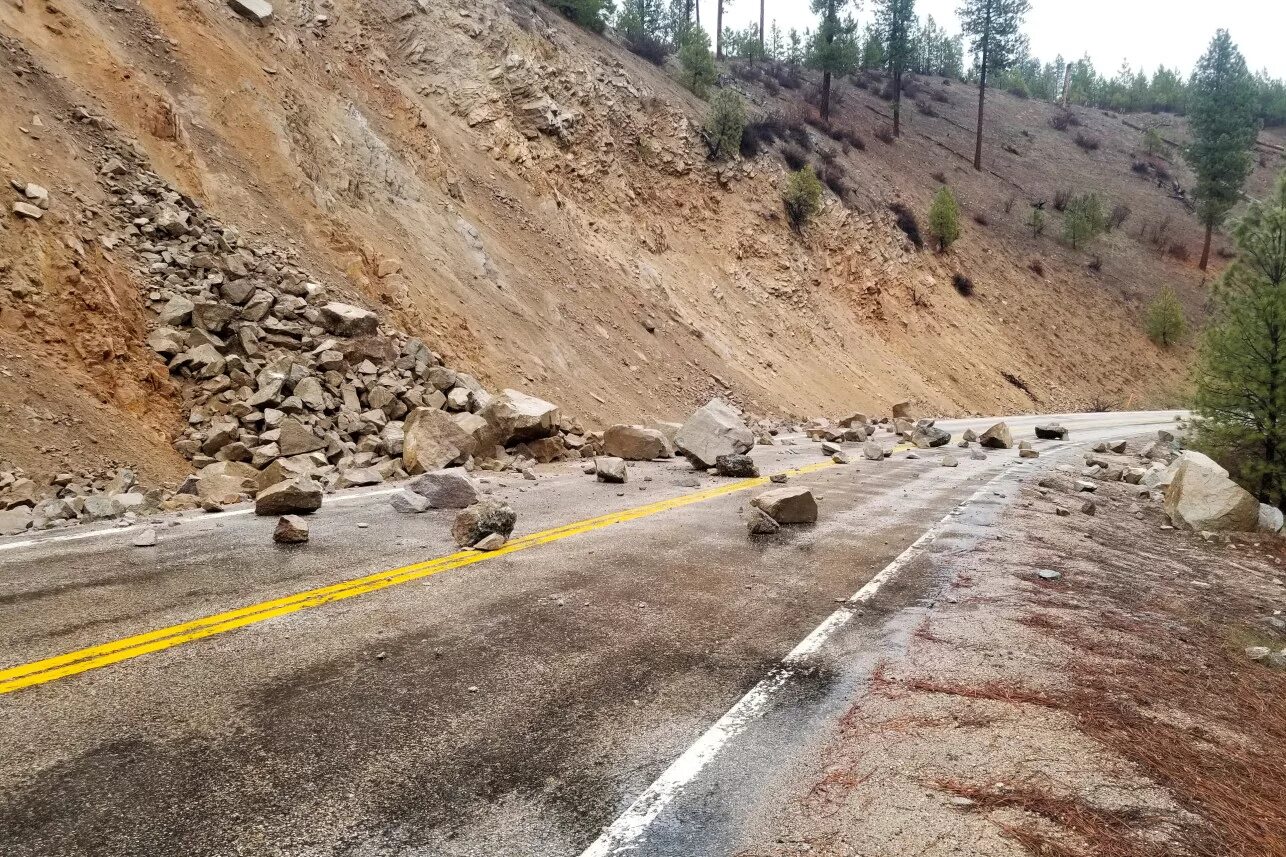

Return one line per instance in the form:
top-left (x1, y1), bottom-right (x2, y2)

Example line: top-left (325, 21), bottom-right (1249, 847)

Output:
top-left (715, 454), bottom-right (759, 478)
top-left (603, 425), bottom-right (671, 460)
top-left (452, 499), bottom-right (517, 547)
top-left (390, 490), bottom-right (431, 514)
top-left (911, 425), bottom-right (951, 449)
top-left (596, 456), bottom-right (629, 484)
top-left (1164, 455), bottom-right (1258, 532)
top-left (132, 527), bottom-right (158, 547)
top-left (863, 442), bottom-right (885, 461)
top-left (409, 469), bottom-right (479, 508)
top-left (319, 302), bottom-right (379, 337)
top-left (1035, 424), bottom-right (1069, 440)
top-left (674, 399), bottom-right (755, 469)
top-left (941, 455), bottom-right (959, 467)
top-left (480, 389), bottom-right (561, 445)
top-left (254, 477), bottom-right (323, 516)
top-left (277, 418), bottom-right (326, 456)
top-left (746, 507), bottom-right (781, 535)
top-left (978, 422), bottom-right (1013, 449)
top-left (751, 487), bottom-right (818, 524)
top-left (0, 507), bottom-right (32, 536)
top-left (1259, 503), bottom-right (1285, 534)
top-left (274, 515), bottom-right (309, 544)
top-left (402, 407), bottom-right (477, 473)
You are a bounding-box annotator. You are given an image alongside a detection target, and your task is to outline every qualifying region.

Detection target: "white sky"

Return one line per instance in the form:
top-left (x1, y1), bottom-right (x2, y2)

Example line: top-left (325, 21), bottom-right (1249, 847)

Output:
top-left (707, 0), bottom-right (1286, 78)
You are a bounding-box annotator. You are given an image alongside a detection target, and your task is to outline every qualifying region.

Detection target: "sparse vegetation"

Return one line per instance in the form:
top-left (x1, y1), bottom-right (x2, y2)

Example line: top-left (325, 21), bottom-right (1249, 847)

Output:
top-left (783, 166), bottom-right (824, 231)
top-left (1146, 286), bottom-right (1187, 347)
top-left (1052, 188), bottom-right (1071, 212)
top-left (889, 202), bottom-right (924, 249)
top-left (958, 0), bottom-right (1031, 170)
top-left (542, 0), bottom-right (611, 32)
top-left (1062, 192), bottom-right (1107, 249)
top-left (1074, 131), bottom-right (1101, 152)
top-left (953, 273), bottom-right (974, 296)
top-left (928, 187), bottom-right (962, 252)
top-left (781, 144), bottom-right (809, 171)
top-left (703, 89), bottom-right (746, 161)
top-left (931, 170), bottom-right (947, 184)
top-left (1142, 126), bottom-right (1166, 156)
top-left (677, 25), bottom-right (717, 98)
top-left (1026, 207), bottom-right (1046, 238)
top-left (1194, 171), bottom-right (1286, 505)
top-left (1027, 258), bottom-right (1045, 276)
top-left (1107, 203), bottom-right (1131, 231)
top-left (874, 125), bottom-right (895, 145)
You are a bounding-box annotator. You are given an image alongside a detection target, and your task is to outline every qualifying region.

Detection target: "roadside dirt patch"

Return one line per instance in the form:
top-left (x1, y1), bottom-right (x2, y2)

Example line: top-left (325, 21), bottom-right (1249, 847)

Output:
top-left (737, 467), bottom-right (1286, 857)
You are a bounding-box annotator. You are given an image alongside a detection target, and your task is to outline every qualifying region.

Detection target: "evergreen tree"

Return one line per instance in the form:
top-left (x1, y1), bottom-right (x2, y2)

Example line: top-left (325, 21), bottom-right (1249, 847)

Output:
top-left (860, 24), bottom-right (886, 70)
top-left (1142, 126), bottom-right (1165, 156)
top-left (768, 20), bottom-right (783, 62)
top-left (1185, 30), bottom-right (1258, 270)
top-left (958, 0), bottom-right (1029, 170)
top-left (1026, 206), bottom-right (1045, 237)
top-left (928, 186), bottom-right (962, 251)
top-left (1194, 172), bottom-right (1286, 506)
top-left (784, 166), bottom-right (824, 231)
top-left (1146, 286), bottom-right (1187, 347)
top-left (787, 28), bottom-right (803, 66)
top-left (678, 24), bottom-right (717, 97)
top-left (1062, 192), bottom-right (1106, 249)
top-left (808, 0), bottom-right (859, 123)
top-left (544, 0), bottom-right (613, 32)
top-left (704, 88), bottom-right (746, 160)
top-left (873, 0), bottom-right (916, 136)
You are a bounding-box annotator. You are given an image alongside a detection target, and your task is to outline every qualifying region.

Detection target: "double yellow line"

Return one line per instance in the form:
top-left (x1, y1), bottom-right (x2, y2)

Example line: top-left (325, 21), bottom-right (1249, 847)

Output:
top-left (0, 461), bottom-right (839, 696)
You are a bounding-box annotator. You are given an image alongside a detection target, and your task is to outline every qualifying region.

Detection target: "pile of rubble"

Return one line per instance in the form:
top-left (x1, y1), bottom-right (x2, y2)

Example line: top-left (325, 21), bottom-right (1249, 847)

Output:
top-left (0, 466), bottom-right (158, 536)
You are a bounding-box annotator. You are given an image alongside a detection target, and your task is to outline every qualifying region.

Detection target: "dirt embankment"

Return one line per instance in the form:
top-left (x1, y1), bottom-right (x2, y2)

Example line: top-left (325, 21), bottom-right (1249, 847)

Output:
top-left (3, 0), bottom-right (1275, 476)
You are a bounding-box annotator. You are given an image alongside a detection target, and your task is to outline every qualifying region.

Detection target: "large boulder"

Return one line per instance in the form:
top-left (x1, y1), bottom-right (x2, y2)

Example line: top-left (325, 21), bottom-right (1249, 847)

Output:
top-left (674, 399), bottom-right (754, 469)
top-left (978, 422), bottom-right (1013, 449)
top-left (911, 425), bottom-right (951, 449)
top-left (715, 454), bottom-right (759, 478)
top-left (751, 487), bottom-right (818, 524)
top-left (409, 470), bottom-right (479, 508)
top-left (319, 302), bottom-right (379, 337)
top-left (480, 389), bottom-right (561, 445)
top-left (452, 499), bottom-right (517, 547)
top-left (1164, 455), bottom-right (1258, 532)
top-left (1258, 503), bottom-right (1285, 534)
top-left (891, 401), bottom-right (913, 419)
top-left (595, 456), bottom-right (628, 483)
top-left (603, 425), bottom-right (671, 460)
top-left (0, 507), bottom-right (32, 536)
top-left (255, 478), bottom-right (323, 516)
top-left (402, 407), bottom-right (477, 474)
top-left (277, 418), bottom-right (326, 457)
top-left (1035, 424), bottom-right (1069, 440)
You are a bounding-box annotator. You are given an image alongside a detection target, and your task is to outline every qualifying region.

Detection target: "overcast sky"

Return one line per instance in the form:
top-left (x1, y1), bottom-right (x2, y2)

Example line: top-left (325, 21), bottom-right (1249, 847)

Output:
top-left (706, 0), bottom-right (1286, 79)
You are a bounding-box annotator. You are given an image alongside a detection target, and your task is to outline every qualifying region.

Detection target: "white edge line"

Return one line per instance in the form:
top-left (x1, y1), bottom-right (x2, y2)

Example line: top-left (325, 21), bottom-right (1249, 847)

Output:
top-left (576, 470), bottom-right (1018, 857)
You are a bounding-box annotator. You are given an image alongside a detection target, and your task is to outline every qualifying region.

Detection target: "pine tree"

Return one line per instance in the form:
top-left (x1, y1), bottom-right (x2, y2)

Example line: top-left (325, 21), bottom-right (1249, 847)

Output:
top-left (1062, 193), bottom-right (1106, 249)
top-left (704, 88), bottom-right (746, 160)
top-left (958, 0), bottom-right (1030, 170)
top-left (873, 0), bottom-right (915, 136)
top-left (1185, 30), bottom-right (1258, 271)
top-left (808, 0), bottom-right (859, 123)
top-left (860, 25), bottom-right (885, 70)
top-left (1194, 171), bottom-right (1286, 506)
top-left (678, 24), bottom-right (717, 97)
top-left (768, 21), bottom-right (783, 61)
top-left (783, 166), bottom-right (824, 231)
top-left (928, 186), bottom-right (962, 252)
top-left (1026, 206), bottom-right (1045, 237)
top-left (787, 28), bottom-right (802, 66)
top-left (1146, 286), bottom-right (1187, 347)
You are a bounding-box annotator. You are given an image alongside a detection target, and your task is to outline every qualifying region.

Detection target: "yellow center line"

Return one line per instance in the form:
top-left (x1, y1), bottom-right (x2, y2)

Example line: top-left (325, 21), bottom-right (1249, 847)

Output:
top-left (0, 460), bottom-right (840, 696)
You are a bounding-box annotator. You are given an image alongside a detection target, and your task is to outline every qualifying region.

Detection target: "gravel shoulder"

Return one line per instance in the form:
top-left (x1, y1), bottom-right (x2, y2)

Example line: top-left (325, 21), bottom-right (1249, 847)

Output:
top-left (731, 443), bottom-right (1286, 857)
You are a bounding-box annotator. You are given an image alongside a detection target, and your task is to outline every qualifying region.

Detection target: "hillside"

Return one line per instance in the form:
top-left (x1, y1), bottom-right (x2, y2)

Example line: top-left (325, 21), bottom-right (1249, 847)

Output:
top-left (0, 0), bottom-right (1280, 483)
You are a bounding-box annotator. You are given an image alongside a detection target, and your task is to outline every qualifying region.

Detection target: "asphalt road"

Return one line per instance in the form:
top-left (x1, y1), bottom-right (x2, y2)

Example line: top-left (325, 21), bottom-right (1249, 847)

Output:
top-left (0, 411), bottom-right (1180, 856)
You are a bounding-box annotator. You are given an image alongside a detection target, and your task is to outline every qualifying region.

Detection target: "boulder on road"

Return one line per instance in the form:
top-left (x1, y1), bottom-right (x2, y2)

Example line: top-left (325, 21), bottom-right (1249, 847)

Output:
top-left (0, 507), bottom-right (32, 536)
top-left (319, 302), bottom-right (379, 337)
top-left (674, 399), bottom-right (754, 469)
top-left (978, 422), bottom-right (1013, 449)
top-left (715, 454), bottom-right (759, 477)
top-left (1164, 455), bottom-right (1258, 532)
top-left (452, 499), bottom-right (516, 547)
top-left (255, 477), bottom-right (323, 516)
top-left (746, 507), bottom-right (781, 535)
top-left (480, 389), bottom-right (561, 445)
top-left (911, 425), bottom-right (951, 449)
top-left (274, 515), bottom-right (309, 544)
top-left (402, 407), bottom-right (477, 473)
top-left (1258, 503), bottom-right (1285, 534)
top-left (891, 401), bottom-right (913, 419)
top-left (603, 425), bottom-right (671, 460)
top-left (390, 490), bottom-right (431, 514)
top-left (1035, 424), bottom-right (1069, 440)
top-left (409, 469), bottom-right (478, 508)
top-left (595, 456), bottom-right (628, 483)
top-left (863, 442), bottom-right (885, 461)
top-left (751, 487), bottom-right (818, 524)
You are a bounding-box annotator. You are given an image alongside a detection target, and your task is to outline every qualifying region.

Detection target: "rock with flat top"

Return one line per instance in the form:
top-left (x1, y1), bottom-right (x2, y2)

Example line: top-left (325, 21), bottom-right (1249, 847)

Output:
top-left (715, 454), bottom-right (758, 477)
top-left (596, 456), bottom-right (628, 483)
top-left (473, 532), bottom-right (507, 551)
top-left (132, 527), bottom-right (158, 547)
top-left (911, 425), bottom-right (950, 449)
top-left (274, 515), bottom-right (309, 544)
top-left (674, 399), bottom-right (754, 469)
top-left (1164, 455), bottom-right (1258, 532)
top-left (978, 422), bottom-right (1013, 449)
top-left (1035, 424), bottom-right (1069, 440)
top-left (751, 487), bottom-right (818, 524)
top-left (863, 442), bottom-right (885, 461)
top-left (402, 407), bottom-right (477, 473)
top-left (480, 389), bottom-right (561, 445)
top-left (319, 302), bottom-right (379, 336)
top-left (409, 469), bottom-right (478, 508)
top-left (390, 490), bottom-right (430, 514)
top-left (255, 477), bottom-right (323, 516)
top-left (603, 425), bottom-right (671, 460)
top-left (747, 507), bottom-right (781, 535)
top-left (12, 201), bottom-right (43, 220)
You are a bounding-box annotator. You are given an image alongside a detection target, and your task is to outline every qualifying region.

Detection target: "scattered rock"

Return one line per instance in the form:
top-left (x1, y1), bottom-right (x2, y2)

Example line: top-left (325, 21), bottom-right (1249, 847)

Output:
top-left (941, 455), bottom-right (958, 468)
top-left (1081, 500), bottom-right (1097, 516)
top-left (832, 453), bottom-right (849, 464)
top-left (402, 407), bottom-right (477, 473)
top-left (674, 399), bottom-right (754, 469)
top-left (319, 301), bottom-right (379, 336)
top-left (1037, 568), bottom-right (1062, 581)
top-left (1019, 448), bottom-right (1040, 459)
top-left (595, 456), bottom-right (628, 483)
top-left (911, 425), bottom-right (950, 449)
top-left (12, 201), bottom-right (43, 220)
top-left (891, 401), bottom-right (913, 419)
top-left (770, 472), bottom-right (788, 484)
top-left (746, 507), bottom-right (781, 535)
top-left (480, 389), bottom-right (561, 445)
top-left (390, 490), bottom-right (431, 514)
top-left (132, 527), bottom-right (158, 547)
top-left (473, 532), bottom-right (507, 551)
top-left (254, 477), bottom-right (323, 516)
top-left (751, 487), bottom-right (818, 524)
top-left (978, 422), bottom-right (1013, 449)
top-left (0, 507), bottom-right (33, 536)
top-left (715, 454), bottom-right (759, 478)
top-left (1258, 503), bottom-right (1285, 534)
top-left (863, 442), bottom-right (885, 461)
top-left (603, 425), bottom-right (671, 460)
top-left (1035, 424), bottom-right (1069, 440)
top-left (274, 514), bottom-right (309, 544)
top-left (1164, 454), bottom-right (1259, 532)
top-left (452, 499), bottom-right (516, 547)
top-left (409, 469), bottom-right (478, 508)
top-left (820, 440), bottom-right (841, 455)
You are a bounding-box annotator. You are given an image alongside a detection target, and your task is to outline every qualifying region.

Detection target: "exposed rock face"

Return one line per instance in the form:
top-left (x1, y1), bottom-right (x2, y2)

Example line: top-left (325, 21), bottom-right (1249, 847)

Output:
top-left (452, 499), bottom-right (517, 547)
top-left (1035, 424), bottom-right (1069, 440)
top-left (603, 425), bottom-right (670, 461)
top-left (481, 390), bottom-right (560, 445)
top-left (408, 470), bottom-right (479, 508)
top-left (751, 487), bottom-right (818, 524)
top-left (402, 407), bottom-right (477, 473)
top-left (1164, 455), bottom-right (1259, 532)
top-left (254, 478), bottom-right (323, 516)
top-left (675, 399), bottom-right (755, 469)
top-left (978, 422), bottom-right (1013, 449)
top-left (595, 456), bottom-right (628, 483)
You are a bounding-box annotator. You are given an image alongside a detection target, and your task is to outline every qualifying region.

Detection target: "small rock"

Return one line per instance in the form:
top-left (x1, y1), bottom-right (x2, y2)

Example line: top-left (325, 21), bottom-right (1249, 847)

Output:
top-left (1019, 448), bottom-right (1040, 459)
top-left (863, 442), bottom-right (885, 461)
top-left (473, 532), bottom-right (507, 551)
top-left (452, 499), bottom-right (516, 547)
top-left (11, 201), bottom-right (43, 220)
top-left (769, 472), bottom-right (788, 484)
top-left (831, 453), bottom-right (849, 464)
top-left (1037, 568), bottom-right (1061, 581)
top-left (940, 455), bottom-right (958, 468)
top-left (274, 515), bottom-right (309, 544)
top-left (596, 456), bottom-right (628, 484)
top-left (746, 507), bottom-right (781, 535)
top-left (409, 469), bottom-right (478, 508)
top-left (1081, 500), bottom-right (1096, 515)
top-left (751, 487), bottom-right (818, 524)
top-left (715, 454), bottom-right (759, 478)
top-left (390, 490), bottom-right (431, 514)
top-left (131, 527), bottom-right (158, 547)
top-left (1034, 424), bottom-right (1069, 440)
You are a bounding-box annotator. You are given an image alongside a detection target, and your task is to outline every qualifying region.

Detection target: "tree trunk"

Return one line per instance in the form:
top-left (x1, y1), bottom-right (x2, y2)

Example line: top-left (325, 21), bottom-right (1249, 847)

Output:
top-left (1199, 222), bottom-right (1213, 270)
top-left (893, 69), bottom-right (902, 135)
top-left (759, 0), bottom-right (765, 54)
top-left (695, 0), bottom-right (699, 24)
top-left (973, 2), bottom-right (991, 171)
top-left (1061, 62), bottom-right (1073, 106)
top-left (822, 72), bottom-right (833, 123)
top-left (715, 0), bottom-right (723, 58)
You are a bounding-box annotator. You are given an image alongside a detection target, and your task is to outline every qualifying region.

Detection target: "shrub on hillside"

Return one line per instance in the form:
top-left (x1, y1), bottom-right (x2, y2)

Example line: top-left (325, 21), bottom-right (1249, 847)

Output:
top-left (704, 89), bottom-right (746, 161)
top-left (916, 100), bottom-right (938, 117)
top-left (929, 187), bottom-right (962, 252)
top-left (953, 273), bottom-right (974, 296)
top-left (1108, 203), bottom-right (1131, 231)
top-left (542, 0), bottom-right (609, 32)
top-left (1063, 193), bottom-right (1107, 249)
top-left (1026, 207), bottom-right (1047, 237)
top-left (1074, 131), bottom-right (1102, 152)
top-left (889, 203), bottom-right (925, 249)
top-left (1169, 243), bottom-right (1192, 262)
top-left (1028, 258), bottom-right (1045, 277)
top-left (678, 26), bottom-right (717, 98)
top-left (1053, 188), bottom-right (1072, 211)
top-left (783, 167), bottom-right (824, 231)
top-left (1146, 286), bottom-right (1187, 347)
top-left (820, 165), bottom-right (851, 200)
top-left (1049, 109), bottom-right (1080, 131)
top-left (781, 144), bottom-right (809, 171)
top-left (931, 170), bottom-right (947, 184)
top-left (875, 125), bottom-right (895, 145)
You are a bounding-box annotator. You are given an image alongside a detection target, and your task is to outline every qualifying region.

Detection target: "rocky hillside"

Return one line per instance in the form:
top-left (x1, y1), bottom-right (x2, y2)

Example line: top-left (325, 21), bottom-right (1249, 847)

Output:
top-left (1, 0), bottom-right (1280, 488)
